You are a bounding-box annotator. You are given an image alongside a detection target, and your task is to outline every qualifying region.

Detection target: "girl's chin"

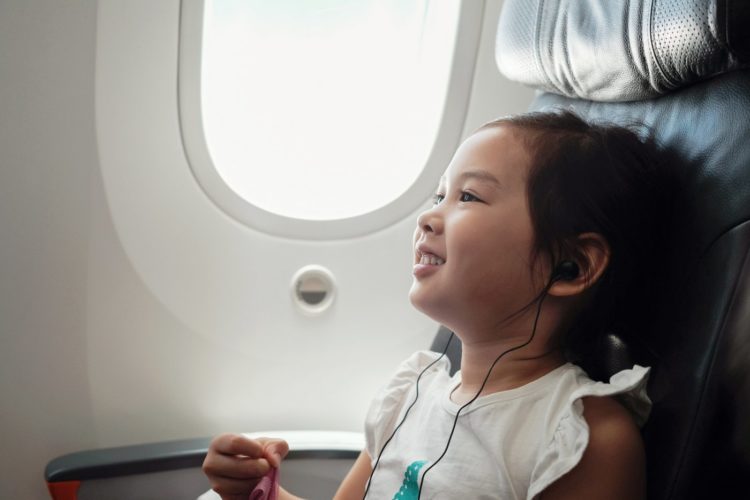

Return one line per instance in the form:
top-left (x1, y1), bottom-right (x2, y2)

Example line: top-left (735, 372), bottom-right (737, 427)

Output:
top-left (408, 286), bottom-right (428, 312)
top-left (408, 286), bottom-right (447, 321)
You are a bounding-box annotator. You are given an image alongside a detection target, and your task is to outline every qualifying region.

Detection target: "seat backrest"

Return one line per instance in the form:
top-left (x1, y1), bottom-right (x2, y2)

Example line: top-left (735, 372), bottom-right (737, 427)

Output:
top-left (498, 1), bottom-right (750, 498)
top-left (433, 1), bottom-right (750, 498)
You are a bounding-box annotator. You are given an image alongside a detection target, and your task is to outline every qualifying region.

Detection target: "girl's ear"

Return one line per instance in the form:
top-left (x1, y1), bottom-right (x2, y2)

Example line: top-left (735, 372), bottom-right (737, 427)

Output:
top-left (548, 232), bottom-right (611, 297)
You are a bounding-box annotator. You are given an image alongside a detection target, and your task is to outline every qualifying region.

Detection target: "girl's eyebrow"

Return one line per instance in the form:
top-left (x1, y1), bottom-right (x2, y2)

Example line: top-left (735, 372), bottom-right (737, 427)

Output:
top-left (439, 169), bottom-right (503, 189)
top-left (459, 169), bottom-right (503, 187)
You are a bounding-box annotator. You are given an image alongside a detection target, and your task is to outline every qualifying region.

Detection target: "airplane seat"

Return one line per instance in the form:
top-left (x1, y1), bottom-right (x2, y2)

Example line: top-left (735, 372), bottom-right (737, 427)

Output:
top-left (490, 0), bottom-right (750, 498)
top-left (45, 1), bottom-right (750, 499)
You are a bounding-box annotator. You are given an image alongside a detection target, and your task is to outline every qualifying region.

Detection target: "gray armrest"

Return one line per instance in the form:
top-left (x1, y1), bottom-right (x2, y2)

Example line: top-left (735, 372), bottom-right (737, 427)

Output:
top-left (45, 437), bottom-right (213, 482)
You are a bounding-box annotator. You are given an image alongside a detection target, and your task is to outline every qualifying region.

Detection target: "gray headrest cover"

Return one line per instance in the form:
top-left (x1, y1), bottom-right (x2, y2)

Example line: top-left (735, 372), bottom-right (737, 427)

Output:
top-left (496, 0), bottom-right (750, 102)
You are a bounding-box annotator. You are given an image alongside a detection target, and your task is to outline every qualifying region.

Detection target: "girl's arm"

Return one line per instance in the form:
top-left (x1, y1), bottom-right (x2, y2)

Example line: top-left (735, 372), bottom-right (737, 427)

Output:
top-left (539, 396), bottom-right (646, 500)
top-left (333, 450), bottom-right (373, 500)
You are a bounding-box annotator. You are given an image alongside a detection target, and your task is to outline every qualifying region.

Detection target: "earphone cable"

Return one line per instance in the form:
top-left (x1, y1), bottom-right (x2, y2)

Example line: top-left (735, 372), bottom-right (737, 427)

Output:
top-left (362, 331), bottom-right (455, 499)
top-left (416, 284), bottom-right (552, 499)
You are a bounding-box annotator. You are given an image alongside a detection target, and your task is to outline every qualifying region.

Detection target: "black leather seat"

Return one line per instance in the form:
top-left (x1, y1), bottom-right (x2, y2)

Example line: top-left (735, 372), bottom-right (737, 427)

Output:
top-left (433, 1), bottom-right (750, 498)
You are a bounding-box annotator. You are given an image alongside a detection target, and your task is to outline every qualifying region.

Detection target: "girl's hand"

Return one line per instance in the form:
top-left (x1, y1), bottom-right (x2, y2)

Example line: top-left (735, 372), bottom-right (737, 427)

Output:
top-left (202, 433), bottom-right (289, 500)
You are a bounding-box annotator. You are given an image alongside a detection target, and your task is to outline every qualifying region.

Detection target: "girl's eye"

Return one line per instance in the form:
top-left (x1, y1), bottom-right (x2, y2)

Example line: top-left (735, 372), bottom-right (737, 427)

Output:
top-left (460, 191), bottom-right (480, 202)
top-left (432, 193), bottom-right (445, 205)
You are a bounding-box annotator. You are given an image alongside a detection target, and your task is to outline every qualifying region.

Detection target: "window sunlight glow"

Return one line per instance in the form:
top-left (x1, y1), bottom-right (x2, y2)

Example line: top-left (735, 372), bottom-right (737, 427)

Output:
top-left (201, 0), bottom-right (460, 220)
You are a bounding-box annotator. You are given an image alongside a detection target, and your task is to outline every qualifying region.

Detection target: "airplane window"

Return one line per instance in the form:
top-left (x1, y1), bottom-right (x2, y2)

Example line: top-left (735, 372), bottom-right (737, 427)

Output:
top-left (199, 0), bottom-right (461, 221)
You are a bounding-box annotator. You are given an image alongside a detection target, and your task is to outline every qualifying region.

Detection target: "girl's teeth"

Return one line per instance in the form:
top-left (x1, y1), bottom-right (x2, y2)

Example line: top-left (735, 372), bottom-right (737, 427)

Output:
top-left (420, 254), bottom-right (445, 265)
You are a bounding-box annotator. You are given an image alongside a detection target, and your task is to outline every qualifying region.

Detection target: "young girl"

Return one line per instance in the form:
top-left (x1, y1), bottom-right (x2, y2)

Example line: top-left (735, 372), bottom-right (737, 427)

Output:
top-left (202, 110), bottom-right (667, 499)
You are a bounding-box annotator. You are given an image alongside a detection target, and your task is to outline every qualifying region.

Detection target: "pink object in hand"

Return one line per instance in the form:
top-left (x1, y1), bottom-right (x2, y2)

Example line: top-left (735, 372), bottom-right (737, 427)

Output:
top-left (249, 467), bottom-right (279, 500)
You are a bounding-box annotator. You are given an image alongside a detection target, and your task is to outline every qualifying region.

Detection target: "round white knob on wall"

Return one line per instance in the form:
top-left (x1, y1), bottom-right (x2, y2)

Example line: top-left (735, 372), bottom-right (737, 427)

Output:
top-left (291, 265), bottom-right (336, 315)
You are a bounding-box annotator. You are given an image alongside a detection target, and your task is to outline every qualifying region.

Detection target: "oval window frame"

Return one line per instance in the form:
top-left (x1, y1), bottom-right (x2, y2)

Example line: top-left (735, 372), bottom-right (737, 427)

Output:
top-left (178, 0), bottom-right (484, 240)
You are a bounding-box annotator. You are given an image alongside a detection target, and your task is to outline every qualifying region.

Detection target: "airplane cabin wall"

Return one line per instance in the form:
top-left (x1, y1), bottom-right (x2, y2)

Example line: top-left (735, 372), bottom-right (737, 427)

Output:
top-left (0, 1), bottom-right (99, 499)
top-left (0, 1), bottom-right (533, 498)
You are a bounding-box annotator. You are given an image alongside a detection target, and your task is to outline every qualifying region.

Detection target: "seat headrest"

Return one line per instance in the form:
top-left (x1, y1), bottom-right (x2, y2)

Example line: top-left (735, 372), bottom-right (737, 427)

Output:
top-left (496, 0), bottom-right (750, 102)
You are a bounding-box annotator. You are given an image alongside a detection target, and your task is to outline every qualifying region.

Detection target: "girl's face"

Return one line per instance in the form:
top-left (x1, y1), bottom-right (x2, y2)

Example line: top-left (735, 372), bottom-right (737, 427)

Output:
top-left (409, 125), bottom-right (544, 334)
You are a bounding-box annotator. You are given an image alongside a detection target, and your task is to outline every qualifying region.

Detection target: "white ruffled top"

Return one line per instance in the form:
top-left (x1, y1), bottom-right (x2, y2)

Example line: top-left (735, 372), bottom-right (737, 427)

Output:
top-left (365, 351), bottom-right (651, 499)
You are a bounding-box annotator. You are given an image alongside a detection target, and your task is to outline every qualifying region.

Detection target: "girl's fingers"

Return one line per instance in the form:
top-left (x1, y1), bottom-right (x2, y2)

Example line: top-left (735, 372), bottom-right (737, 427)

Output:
top-left (202, 433), bottom-right (290, 500)
top-left (211, 433), bottom-right (265, 458)
top-left (259, 438), bottom-right (290, 468)
top-left (204, 452), bottom-right (272, 480)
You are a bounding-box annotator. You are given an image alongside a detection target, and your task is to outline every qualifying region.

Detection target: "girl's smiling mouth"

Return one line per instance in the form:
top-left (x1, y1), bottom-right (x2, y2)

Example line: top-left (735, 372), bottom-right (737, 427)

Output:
top-left (414, 246), bottom-right (446, 277)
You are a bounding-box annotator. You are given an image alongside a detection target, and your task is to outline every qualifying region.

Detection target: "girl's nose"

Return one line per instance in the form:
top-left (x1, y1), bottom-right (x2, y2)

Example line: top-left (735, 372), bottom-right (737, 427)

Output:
top-left (417, 206), bottom-right (443, 234)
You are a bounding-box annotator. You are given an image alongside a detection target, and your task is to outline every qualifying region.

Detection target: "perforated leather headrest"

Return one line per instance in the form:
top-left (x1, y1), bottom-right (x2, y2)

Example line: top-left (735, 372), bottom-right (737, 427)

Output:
top-left (496, 0), bottom-right (750, 101)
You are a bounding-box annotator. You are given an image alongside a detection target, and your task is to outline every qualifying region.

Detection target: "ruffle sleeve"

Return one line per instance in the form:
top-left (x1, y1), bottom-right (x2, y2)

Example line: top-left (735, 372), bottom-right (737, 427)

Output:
top-left (364, 350), bottom-right (450, 463)
top-left (526, 365), bottom-right (651, 500)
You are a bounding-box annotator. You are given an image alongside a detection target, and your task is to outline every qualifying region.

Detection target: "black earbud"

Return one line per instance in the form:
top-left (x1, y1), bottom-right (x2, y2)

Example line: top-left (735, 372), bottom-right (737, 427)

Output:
top-left (552, 260), bottom-right (579, 282)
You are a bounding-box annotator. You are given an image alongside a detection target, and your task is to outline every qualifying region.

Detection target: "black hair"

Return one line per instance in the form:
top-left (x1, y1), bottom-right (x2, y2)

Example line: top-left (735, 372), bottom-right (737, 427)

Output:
top-left (480, 109), bottom-right (673, 374)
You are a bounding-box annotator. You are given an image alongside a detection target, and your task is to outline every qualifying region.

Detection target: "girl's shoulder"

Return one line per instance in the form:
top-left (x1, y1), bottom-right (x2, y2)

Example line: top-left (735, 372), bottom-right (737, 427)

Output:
top-left (527, 364), bottom-right (651, 499)
top-left (564, 363), bottom-right (652, 427)
top-left (528, 380), bottom-right (648, 499)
